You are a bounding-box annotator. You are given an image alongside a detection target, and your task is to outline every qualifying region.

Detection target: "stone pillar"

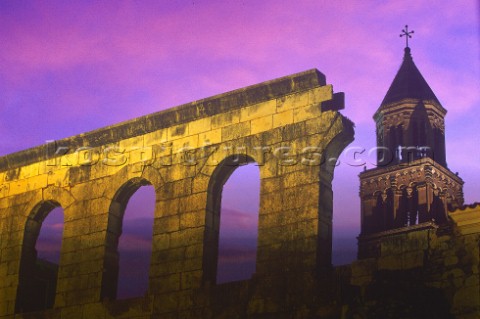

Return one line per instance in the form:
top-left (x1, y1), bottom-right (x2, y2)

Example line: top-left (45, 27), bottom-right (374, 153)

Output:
top-left (406, 187), bottom-right (416, 226)
top-left (2, 203), bottom-right (30, 317)
top-left (360, 195), bottom-right (376, 234)
top-left (392, 189), bottom-right (403, 228)
top-left (431, 189), bottom-right (448, 223)
top-left (380, 191), bottom-right (388, 231)
top-left (318, 167), bottom-right (334, 269)
top-left (55, 198), bottom-right (107, 307)
top-left (440, 190), bottom-right (448, 223)
top-left (256, 163), bottom-right (325, 275)
top-left (416, 184), bottom-right (433, 223)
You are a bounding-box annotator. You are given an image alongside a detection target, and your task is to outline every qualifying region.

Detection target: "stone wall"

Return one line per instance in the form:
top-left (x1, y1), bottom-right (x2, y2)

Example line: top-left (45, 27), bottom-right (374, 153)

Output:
top-left (0, 69), bottom-right (355, 318)
top-left (1, 67), bottom-right (477, 319)
top-left (348, 204), bottom-right (480, 319)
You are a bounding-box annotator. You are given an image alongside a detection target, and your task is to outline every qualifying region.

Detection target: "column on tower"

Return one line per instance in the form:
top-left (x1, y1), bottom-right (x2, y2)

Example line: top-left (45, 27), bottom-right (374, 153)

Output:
top-left (360, 194), bottom-right (376, 234)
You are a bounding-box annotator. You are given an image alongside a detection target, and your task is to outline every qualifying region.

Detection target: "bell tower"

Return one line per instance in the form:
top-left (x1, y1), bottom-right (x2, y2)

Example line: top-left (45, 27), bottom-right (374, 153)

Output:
top-left (358, 28), bottom-right (464, 257)
top-left (374, 46), bottom-right (447, 168)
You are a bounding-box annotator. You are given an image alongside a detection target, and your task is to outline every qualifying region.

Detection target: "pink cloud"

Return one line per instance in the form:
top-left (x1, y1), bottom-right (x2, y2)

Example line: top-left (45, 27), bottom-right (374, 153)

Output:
top-left (36, 239), bottom-right (61, 253)
top-left (219, 208), bottom-right (258, 237)
top-left (218, 250), bottom-right (256, 264)
top-left (118, 234), bottom-right (152, 252)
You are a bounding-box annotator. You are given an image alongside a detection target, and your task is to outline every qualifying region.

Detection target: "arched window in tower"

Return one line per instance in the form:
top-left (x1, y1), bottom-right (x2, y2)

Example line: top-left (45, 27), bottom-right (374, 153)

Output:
top-left (388, 128), bottom-right (397, 156)
top-left (412, 121), bottom-right (418, 145)
top-left (398, 188), bottom-right (410, 227)
top-left (16, 202), bottom-right (64, 313)
top-left (434, 127), bottom-right (446, 165)
top-left (397, 125), bottom-right (404, 145)
top-left (430, 189), bottom-right (447, 224)
top-left (396, 125), bottom-right (404, 161)
top-left (406, 187), bottom-right (419, 226)
top-left (434, 127), bottom-right (440, 160)
top-left (204, 155), bottom-right (260, 284)
top-left (102, 180), bottom-right (155, 300)
top-left (418, 120), bottom-right (428, 158)
top-left (372, 193), bottom-right (385, 232)
top-left (385, 189), bottom-right (395, 230)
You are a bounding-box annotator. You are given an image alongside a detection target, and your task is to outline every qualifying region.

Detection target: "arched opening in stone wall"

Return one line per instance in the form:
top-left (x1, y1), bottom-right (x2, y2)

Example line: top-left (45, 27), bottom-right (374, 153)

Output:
top-left (204, 155), bottom-right (260, 284)
top-left (373, 192), bottom-right (384, 232)
top-left (36, 207), bottom-right (64, 265)
top-left (16, 201), bottom-right (64, 313)
top-left (102, 178), bottom-right (155, 300)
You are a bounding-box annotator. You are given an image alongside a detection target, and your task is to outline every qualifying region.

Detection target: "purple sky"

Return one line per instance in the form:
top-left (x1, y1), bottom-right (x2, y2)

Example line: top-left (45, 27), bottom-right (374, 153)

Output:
top-left (2, 1), bottom-right (479, 271)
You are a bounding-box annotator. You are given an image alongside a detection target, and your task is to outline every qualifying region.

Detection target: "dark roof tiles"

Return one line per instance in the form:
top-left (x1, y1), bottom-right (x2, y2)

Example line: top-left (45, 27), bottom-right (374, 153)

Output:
top-left (381, 47), bottom-right (441, 106)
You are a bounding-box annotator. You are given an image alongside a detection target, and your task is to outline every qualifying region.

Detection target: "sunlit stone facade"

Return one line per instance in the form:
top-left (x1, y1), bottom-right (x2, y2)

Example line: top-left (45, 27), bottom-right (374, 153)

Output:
top-left (0, 70), bottom-right (355, 318)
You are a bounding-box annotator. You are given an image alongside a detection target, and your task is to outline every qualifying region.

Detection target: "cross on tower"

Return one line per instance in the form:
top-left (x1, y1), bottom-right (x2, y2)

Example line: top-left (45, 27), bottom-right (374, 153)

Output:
top-left (400, 25), bottom-right (414, 48)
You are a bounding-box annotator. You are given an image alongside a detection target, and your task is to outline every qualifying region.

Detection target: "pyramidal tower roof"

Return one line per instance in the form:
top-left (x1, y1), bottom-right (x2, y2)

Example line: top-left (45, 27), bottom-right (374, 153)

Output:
top-left (380, 47), bottom-right (441, 106)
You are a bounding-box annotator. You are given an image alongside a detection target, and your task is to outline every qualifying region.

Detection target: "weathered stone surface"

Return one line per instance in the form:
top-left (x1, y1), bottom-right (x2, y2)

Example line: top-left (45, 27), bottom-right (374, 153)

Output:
top-left (349, 210), bottom-right (480, 319)
top-left (3, 66), bottom-right (476, 318)
top-left (0, 69), bottom-right (355, 318)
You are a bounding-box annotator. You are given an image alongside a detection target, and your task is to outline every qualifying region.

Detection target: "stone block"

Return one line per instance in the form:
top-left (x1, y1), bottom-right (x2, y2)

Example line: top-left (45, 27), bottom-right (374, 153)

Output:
top-left (159, 164), bottom-right (196, 183)
top-left (152, 233), bottom-right (171, 251)
top-left (182, 257), bottom-right (203, 272)
top-left (240, 100), bottom-right (276, 122)
top-left (118, 135), bottom-right (144, 151)
top-left (211, 109), bottom-right (240, 129)
top-left (305, 112), bottom-right (335, 135)
top-left (184, 244), bottom-right (203, 259)
top-left (144, 128), bottom-right (167, 147)
top-left (276, 91), bottom-right (311, 112)
top-left (198, 128), bottom-right (222, 146)
top-left (127, 146), bottom-right (154, 165)
top-left (293, 104), bottom-right (322, 123)
top-left (156, 215), bottom-right (180, 233)
top-left (168, 124), bottom-right (188, 141)
top-left (251, 115), bottom-right (273, 134)
top-left (172, 135), bottom-right (199, 155)
top-left (152, 246), bottom-right (186, 263)
top-left (150, 260), bottom-right (183, 277)
top-left (6, 181), bottom-right (26, 197)
top-left (180, 270), bottom-right (202, 290)
top-left (179, 211), bottom-right (204, 229)
top-left (273, 109), bottom-right (294, 128)
top-left (188, 117), bottom-right (211, 135)
top-left (221, 121), bottom-right (251, 141)
top-left (18, 163), bottom-right (39, 180)
top-left (159, 178), bottom-right (192, 199)
top-left (169, 228), bottom-right (204, 248)
top-left (152, 273), bottom-right (181, 293)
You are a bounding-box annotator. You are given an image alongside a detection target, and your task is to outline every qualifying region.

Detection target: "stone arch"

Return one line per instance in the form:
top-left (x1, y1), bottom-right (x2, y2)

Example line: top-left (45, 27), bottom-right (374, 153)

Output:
top-left (385, 188), bottom-right (396, 229)
top-left (405, 184), bottom-right (419, 226)
top-left (202, 154), bottom-right (258, 284)
top-left (372, 191), bottom-right (385, 233)
top-left (103, 165), bottom-right (163, 202)
top-left (430, 186), bottom-right (447, 223)
top-left (101, 176), bottom-right (155, 300)
top-left (319, 118), bottom-right (355, 266)
top-left (15, 199), bottom-right (64, 313)
top-left (395, 185), bottom-right (408, 227)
